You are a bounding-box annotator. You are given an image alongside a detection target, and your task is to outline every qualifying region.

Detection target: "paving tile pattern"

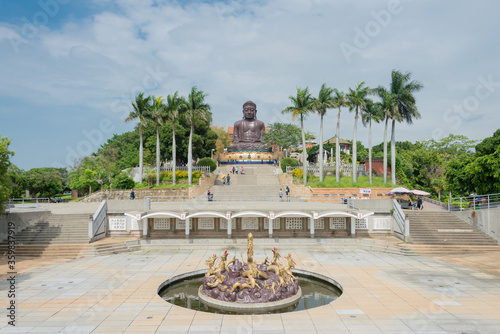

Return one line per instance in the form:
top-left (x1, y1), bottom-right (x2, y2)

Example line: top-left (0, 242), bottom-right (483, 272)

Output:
top-left (1, 246), bottom-right (500, 333)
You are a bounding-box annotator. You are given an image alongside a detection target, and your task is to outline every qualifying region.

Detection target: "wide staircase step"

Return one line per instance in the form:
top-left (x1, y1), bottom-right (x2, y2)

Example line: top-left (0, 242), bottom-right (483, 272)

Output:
top-left (406, 211), bottom-right (499, 246)
top-left (0, 213), bottom-right (92, 257)
top-left (209, 165), bottom-right (283, 198)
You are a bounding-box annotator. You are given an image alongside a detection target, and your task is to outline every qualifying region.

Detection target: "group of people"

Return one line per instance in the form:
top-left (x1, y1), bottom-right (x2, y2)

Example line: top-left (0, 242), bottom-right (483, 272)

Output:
top-left (231, 166), bottom-right (244, 174)
top-left (411, 197), bottom-right (423, 210)
top-left (279, 186), bottom-right (290, 201)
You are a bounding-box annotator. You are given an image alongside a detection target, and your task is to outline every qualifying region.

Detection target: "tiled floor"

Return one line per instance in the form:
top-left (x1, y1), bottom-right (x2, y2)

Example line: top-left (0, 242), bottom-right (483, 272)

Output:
top-left (1, 245), bottom-right (500, 333)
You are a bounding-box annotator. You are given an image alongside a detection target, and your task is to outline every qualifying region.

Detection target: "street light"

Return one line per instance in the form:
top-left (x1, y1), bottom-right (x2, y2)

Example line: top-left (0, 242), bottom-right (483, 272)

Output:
top-left (211, 148), bottom-right (215, 159)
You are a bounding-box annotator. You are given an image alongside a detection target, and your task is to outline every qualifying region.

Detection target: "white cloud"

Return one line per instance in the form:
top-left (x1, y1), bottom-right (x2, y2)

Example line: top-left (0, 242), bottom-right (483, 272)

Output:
top-left (0, 0), bottom-right (499, 169)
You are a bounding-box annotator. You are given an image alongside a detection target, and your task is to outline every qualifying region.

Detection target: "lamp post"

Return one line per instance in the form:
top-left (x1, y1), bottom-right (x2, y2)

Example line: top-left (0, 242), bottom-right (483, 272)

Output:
top-left (211, 148), bottom-right (215, 160)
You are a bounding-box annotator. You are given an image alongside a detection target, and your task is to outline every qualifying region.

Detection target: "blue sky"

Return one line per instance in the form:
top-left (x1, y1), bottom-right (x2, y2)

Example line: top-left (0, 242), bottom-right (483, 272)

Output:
top-left (1, 0), bottom-right (499, 170)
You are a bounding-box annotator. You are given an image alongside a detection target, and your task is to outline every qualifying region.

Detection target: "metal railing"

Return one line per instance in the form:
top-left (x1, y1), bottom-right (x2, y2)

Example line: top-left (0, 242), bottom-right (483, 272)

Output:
top-left (448, 193), bottom-right (500, 211)
top-left (144, 195), bottom-right (349, 212)
top-left (6, 198), bottom-right (51, 211)
top-left (130, 165), bottom-right (211, 175)
top-left (286, 165), bottom-right (367, 176)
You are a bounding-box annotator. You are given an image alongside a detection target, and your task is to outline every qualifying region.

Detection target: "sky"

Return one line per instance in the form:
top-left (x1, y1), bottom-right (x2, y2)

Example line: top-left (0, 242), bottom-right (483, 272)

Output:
top-left (1, 0), bottom-right (499, 170)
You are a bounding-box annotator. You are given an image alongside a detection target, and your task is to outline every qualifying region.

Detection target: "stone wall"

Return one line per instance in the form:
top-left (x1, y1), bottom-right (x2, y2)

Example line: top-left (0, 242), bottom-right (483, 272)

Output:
top-left (278, 173), bottom-right (312, 196)
top-left (80, 173), bottom-right (217, 202)
top-left (310, 187), bottom-right (394, 199)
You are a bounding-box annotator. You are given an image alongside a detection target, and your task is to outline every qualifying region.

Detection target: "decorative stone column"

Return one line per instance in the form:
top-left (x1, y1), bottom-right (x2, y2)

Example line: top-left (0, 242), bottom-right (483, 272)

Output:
top-left (185, 217), bottom-right (190, 238)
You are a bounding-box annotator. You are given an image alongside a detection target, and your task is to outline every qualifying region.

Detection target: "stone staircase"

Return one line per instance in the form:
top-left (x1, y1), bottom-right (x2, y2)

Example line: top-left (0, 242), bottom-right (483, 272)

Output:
top-left (406, 211), bottom-right (499, 247)
top-left (209, 165), bottom-right (283, 198)
top-left (0, 213), bottom-right (92, 258)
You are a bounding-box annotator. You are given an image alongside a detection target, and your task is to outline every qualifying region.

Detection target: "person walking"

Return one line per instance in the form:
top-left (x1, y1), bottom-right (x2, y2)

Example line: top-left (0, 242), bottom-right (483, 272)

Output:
top-left (417, 197), bottom-right (423, 210)
top-left (285, 186), bottom-right (290, 201)
top-left (232, 166), bottom-right (235, 174)
top-left (227, 174), bottom-right (230, 185)
top-left (130, 189), bottom-right (135, 200)
top-left (279, 188), bottom-right (283, 201)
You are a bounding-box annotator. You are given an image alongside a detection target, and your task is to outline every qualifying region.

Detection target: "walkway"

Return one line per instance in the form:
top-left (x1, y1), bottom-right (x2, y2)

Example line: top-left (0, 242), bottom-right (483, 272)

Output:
top-left (1, 242), bottom-right (499, 333)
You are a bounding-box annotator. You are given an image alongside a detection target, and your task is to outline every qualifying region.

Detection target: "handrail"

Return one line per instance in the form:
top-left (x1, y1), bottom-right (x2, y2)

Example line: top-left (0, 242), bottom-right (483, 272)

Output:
top-left (89, 200), bottom-right (107, 242)
top-left (392, 199), bottom-right (406, 238)
top-left (143, 195), bottom-right (349, 211)
top-left (448, 193), bottom-right (500, 211)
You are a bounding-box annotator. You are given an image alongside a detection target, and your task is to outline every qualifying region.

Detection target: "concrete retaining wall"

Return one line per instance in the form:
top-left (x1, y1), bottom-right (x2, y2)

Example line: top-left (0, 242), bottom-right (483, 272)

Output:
top-left (80, 174), bottom-right (217, 202)
top-left (453, 207), bottom-right (500, 243)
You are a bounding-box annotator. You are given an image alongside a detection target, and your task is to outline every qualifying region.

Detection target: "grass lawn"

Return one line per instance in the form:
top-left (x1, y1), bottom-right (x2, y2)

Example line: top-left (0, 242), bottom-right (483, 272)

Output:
top-left (303, 175), bottom-right (397, 188)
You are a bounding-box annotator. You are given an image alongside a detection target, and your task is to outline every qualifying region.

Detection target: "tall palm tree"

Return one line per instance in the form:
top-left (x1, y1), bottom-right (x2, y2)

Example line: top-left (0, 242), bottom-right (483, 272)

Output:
top-left (149, 96), bottom-right (166, 186)
top-left (362, 99), bottom-right (383, 184)
top-left (164, 92), bottom-right (184, 186)
top-left (312, 84), bottom-right (335, 183)
top-left (379, 70), bottom-right (423, 184)
top-left (282, 87), bottom-right (313, 186)
top-left (124, 92), bottom-right (152, 185)
top-left (182, 86), bottom-right (212, 185)
top-left (376, 89), bottom-right (397, 184)
top-left (332, 89), bottom-right (346, 182)
top-left (346, 82), bottom-right (371, 183)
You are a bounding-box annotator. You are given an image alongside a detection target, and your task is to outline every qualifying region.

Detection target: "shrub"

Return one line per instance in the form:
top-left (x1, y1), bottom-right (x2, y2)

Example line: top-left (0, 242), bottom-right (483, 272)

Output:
top-left (281, 157), bottom-right (299, 173)
top-left (292, 168), bottom-right (303, 178)
top-left (197, 157), bottom-right (217, 173)
top-left (112, 172), bottom-right (135, 189)
top-left (192, 171), bottom-right (202, 179)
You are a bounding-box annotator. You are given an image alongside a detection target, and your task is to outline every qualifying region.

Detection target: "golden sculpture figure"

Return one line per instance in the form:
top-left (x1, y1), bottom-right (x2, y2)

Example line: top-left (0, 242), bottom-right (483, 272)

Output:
top-left (202, 233), bottom-right (300, 303)
top-left (205, 254), bottom-right (217, 278)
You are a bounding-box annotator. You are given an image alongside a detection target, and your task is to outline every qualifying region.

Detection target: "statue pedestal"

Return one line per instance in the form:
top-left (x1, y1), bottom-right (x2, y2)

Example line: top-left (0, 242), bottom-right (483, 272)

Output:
top-left (218, 151), bottom-right (280, 165)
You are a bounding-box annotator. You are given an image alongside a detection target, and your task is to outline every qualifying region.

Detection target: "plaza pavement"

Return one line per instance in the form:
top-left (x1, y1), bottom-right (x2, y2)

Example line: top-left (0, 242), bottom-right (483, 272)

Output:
top-left (2, 239), bottom-right (500, 334)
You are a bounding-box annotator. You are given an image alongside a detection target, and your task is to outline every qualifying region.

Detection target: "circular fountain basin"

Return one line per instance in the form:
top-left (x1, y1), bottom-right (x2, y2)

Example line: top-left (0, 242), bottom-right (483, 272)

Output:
top-left (158, 269), bottom-right (343, 314)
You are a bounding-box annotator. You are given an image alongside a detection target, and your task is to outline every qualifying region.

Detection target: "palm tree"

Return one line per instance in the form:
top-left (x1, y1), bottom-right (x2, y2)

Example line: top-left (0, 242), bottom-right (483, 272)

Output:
top-left (332, 89), bottom-right (346, 182)
top-left (379, 70), bottom-right (423, 184)
top-left (182, 86), bottom-right (212, 185)
top-left (124, 93), bottom-right (152, 185)
top-left (164, 92), bottom-right (184, 186)
top-left (362, 99), bottom-right (383, 184)
top-left (346, 82), bottom-right (371, 183)
top-left (149, 96), bottom-right (166, 186)
top-left (282, 87), bottom-right (314, 186)
top-left (376, 89), bottom-right (397, 184)
top-left (312, 84), bottom-right (335, 183)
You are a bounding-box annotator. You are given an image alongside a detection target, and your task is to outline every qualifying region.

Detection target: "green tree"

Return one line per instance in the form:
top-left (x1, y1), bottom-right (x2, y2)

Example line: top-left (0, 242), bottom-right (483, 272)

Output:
top-left (346, 82), bottom-right (372, 183)
top-left (375, 89), bottom-right (397, 183)
top-left (312, 83), bottom-right (336, 182)
top-left (182, 86), bottom-right (212, 185)
top-left (7, 164), bottom-right (27, 198)
top-left (24, 167), bottom-right (65, 198)
top-left (149, 95), bottom-right (166, 186)
top-left (164, 92), bottom-right (184, 185)
top-left (0, 137), bottom-right (14, 212)
top-left (111, 171), bottom-right (135, 189)
top-left (211, 125), bottom-right (232, 156)
top-left (68, 155), bottom-right (117, 195)
top-left (332, 89), bottom-right (346, 182)
top-left (282, 87), bottom-right (314, 186)
top-left (378, 70), bottom-right (423, 185)
top-left (124, 92), bottom-right (152, 185)
top-left (362, 99), bottom-right (384, 184)
top-left (261, 123), bottom-right (302, 152)
top-left (423, 134), bottom-right (477, 162)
